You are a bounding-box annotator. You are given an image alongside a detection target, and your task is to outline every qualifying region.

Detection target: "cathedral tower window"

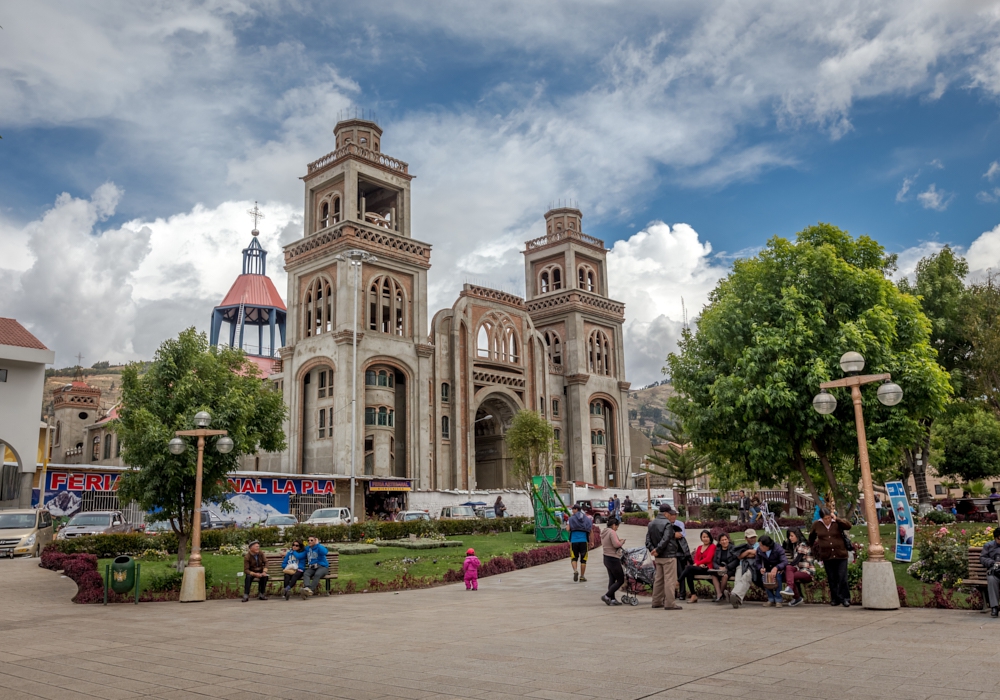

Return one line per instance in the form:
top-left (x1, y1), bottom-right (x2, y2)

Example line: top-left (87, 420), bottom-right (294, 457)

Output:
top-left (441, 383), bottom-right (450, 402)
top-left (544, 331), bottom-right (562, 365)
top-left (320, 202), bottom-right (329, 229)
top-left (538, 265), bottom-right (563, 294)
top-left (365, 407), bottom-right (376, 425)
top-left (368, 275), bottom-right (408, 337)
top-left (441, 415), bottom-right (450, 440)
top-left (303, 276), bottom-right (334, 337)
top-left (540, 271), bottom-right (549, 293)
top-left (552, 399), bottom-right (559, 416)
top-left (476, 312), bottom-right (521, 365)
top-left (588, 330), bottom-right (613, 376)
top-left (578, 264), bottom-right (596, 292)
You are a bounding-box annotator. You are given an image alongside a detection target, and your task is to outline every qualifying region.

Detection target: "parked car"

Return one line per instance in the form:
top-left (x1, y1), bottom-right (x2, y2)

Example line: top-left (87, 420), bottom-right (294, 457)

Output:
top-left (474, 507), bottom-right (497, 520)
top-left (304, 507), bottom-right (354, 526)
top-left (57, 510), bottom-right (133, 540)
top-left (200, 509), bottom-right (237, 530)
top-left (439, 505), bottom-right (477, 520)
top-left (394, 510), bottom-right (431, 522)
top-left (142, 520), bottom-right (174, 536)
top-left (574, 499), bottom-right (610, 523)
top-left (0, 509), bottom-right (54, 557)
top-left (263, 514), bottom-right (298, 534)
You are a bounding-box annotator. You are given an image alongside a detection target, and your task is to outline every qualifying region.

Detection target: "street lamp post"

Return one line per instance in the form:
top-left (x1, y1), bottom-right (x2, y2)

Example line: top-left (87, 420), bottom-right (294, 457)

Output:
top-left (168, 410), bottom-right (234, 603)
top-left (334, 250), bottom-right (377, 522)
top-left (813, 351), bottom-right (904, 610)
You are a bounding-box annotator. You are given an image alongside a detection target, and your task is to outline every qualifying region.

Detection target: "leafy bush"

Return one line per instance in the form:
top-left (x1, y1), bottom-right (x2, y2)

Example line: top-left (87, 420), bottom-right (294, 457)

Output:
top-left (139, 548), bottom-right (171, 561)
top-left (766, 501), bottom-right (786, 517)
top-left (148, 570), bottom-right (184, 592)
top-left (215, 544), bottom-right (244, 556)
top-left (924, 510), bottom-right (956, 524)
top-left (522, 522), bottom-right (535, 535)
top-left (331, 543), bottom-right (379, 555)
top-left (700, 503), bottom-right (736, 520)
top-left (970, 526), bottom-right (996, 547)
top-left (907, 526), bottom-right (969, 587)
top-left (50, 533), bottom-right (150, 558)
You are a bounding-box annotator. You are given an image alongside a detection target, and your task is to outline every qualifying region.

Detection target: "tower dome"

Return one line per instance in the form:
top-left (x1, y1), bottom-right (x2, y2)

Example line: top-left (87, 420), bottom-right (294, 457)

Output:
top-left (209, 205), bottom-right (287, 375)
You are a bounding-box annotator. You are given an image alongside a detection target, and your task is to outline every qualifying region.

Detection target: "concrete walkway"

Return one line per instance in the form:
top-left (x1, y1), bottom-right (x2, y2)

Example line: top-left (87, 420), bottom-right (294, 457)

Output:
top-left (0, 551), bottom-right (998, 699)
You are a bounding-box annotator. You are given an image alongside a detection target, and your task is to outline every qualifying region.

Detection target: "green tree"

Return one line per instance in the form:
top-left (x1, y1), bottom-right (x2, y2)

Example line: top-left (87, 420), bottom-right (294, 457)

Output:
top-left (667, 223), bottom-right (952, 508)
top-left (643, 421), bottom-right (710, 516)
top-left (115, 329), bottom-right (286, 569)
top-left (934, 406), bottom-right (1000, 484)
top-left (897, 246), bottom-right (970, 504)
top-left (504, 410), bottom-right (558, 488)
top-left (963, 272), bottom-right (1000, 415)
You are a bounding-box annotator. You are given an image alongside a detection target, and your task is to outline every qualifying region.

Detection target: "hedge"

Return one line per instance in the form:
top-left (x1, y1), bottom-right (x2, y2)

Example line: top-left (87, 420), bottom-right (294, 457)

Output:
top-left (46, 516), bottom-right (535, 558)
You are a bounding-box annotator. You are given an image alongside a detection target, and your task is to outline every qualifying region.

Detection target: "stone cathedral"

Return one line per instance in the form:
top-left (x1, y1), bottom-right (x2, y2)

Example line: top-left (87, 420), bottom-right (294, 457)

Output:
top-left (221, 118), bottom-right (632, 494)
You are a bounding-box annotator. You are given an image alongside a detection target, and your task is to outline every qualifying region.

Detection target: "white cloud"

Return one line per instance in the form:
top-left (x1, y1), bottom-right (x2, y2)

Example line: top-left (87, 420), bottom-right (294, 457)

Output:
top-left (967, 223), bottom-right (1000, 278)
top-left (917, 184), bottom-right (954, 211)
top-left (977, 188), bottom-right (1000, 203)
top-left (0, 187), bottom-right (300, 364)
top-left (896, 175), bottom-right (917, 202)
top-left (985, 161), bottom-right (1000, 182)
top-left (607, 221), bottom-right (728, 385)
top-left (892, 240), bottom-right (945, 282)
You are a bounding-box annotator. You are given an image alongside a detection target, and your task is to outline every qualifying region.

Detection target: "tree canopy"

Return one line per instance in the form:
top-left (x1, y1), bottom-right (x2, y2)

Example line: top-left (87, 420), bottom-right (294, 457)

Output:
top-left (505, 410), bottom-right (558, 488)
top-left (643, 421), bottom-right (710, 515)
top-left (667, 223), bottom-right (951, 505)
top-left (115, 328), bottom-right (286, 567)
top-left (935, 405), bottom-right (1000, 484)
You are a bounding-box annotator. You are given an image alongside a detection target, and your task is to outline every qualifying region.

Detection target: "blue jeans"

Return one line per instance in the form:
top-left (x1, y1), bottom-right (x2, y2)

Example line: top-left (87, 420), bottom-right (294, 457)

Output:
top-left (765, 573), bottom-right (783, 603)
top-left (749, 507), bottom-right (761, 523)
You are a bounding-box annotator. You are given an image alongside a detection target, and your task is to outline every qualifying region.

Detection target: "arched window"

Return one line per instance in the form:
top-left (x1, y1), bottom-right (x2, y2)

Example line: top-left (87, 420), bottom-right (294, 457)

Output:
top-left (539, 265), bottom-right (562, 294)
top-left (365, 370), bottom-right (377, 386)
top-left (91, 436), bottom-right (101, 461)
top-left (441, 383), bottom-right (450, 402)
top-left (103, 434), bottom-right (112, 460)
top-left (590, 401), bottom-right (603, 415)
top-left (378, 406), bottom-right (388, 426)
top-left (303, 276), bottom-right (334, 337)
top-left (368, 275), bottom-right (408, 337)
top-left (320, 201), bottom-right (329, 229)
top-left (377, 370), bottom-right (388, 387)
top-left (476, 312), bottom-right (520, 364)
top-left (544, 331), bottom-right (562, 365)
top-left (554, 429), bottom-right (561, 448)
top-left (365, 407), bottom-right (376, 425)
top-left (552, 267), bottom-right (562, 290)
top-left (441, 415), bottom-right (450, 440)
top-left (554, 465), bottom-right (563, 484)
top-left (332, 196), bottom-right (341, 223)
top-left (588, 330), bottom-right (613, 376)
top-left (588, 270), bottom-right (595, 292)
top-left (477, 323), bottom-right (491, 358)
top-left (540, 271), bottom-right (550, 294)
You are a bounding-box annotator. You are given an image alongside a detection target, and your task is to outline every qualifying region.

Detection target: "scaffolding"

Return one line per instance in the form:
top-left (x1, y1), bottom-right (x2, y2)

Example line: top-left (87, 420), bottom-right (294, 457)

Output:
top-left (531, 475), bottom-right (569, 543)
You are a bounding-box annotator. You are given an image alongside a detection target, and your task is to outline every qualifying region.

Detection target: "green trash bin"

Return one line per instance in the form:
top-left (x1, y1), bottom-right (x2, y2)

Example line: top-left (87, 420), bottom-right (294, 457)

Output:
top-left (110, 555), bottom-right (136, 594)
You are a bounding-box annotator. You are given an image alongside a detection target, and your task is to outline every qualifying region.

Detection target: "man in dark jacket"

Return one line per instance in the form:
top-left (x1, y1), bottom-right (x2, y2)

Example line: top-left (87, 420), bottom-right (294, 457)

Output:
top-left (242, 540), bottom-right (269, 602)
top-left (980, 528), bottom-right (1000, 617)
top-left (568, 504), bottom-right (593, 582)
top-left (645, 504), bottom-right (684, 610)
top-left (737, 490), bottom-right (751, 525)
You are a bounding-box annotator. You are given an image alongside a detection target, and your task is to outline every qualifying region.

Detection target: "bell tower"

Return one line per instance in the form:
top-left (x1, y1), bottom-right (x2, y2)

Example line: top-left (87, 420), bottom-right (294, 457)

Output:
top-left (523, 207), bottom-right (630, 487)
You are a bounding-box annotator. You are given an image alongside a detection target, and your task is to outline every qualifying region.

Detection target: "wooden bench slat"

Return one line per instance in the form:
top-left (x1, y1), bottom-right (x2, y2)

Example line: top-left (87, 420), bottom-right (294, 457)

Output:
top-left (263, 551), bottom-right (339, 594)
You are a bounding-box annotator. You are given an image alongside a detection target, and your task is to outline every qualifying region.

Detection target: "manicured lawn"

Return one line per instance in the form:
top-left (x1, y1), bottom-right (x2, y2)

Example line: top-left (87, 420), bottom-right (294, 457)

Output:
top-left (100, 531), bottom-right (542, 595)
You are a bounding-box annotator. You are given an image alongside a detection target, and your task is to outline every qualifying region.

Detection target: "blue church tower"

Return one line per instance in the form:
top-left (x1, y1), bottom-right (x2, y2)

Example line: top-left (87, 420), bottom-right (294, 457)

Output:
top-left (209, 213), bottom-right (287, 375)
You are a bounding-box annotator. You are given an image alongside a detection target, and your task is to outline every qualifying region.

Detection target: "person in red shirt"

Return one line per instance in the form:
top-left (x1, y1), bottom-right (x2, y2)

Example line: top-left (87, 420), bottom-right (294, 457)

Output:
top-left (678, 530), bottom-right (718, 603)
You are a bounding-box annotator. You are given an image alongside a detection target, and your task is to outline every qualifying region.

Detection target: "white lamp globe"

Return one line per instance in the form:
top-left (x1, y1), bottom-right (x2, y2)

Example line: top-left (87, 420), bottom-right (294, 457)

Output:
top-left (812, 391), bottom-right (837, 415)
top-left (168, 437), bottom-right (187, 455)
top-left (215, 436), bottom-right (235, 454)
top-left (839, 352), bottom-right (865, 374)
top-left (193, 411), bottom-right (212, 428)
top-left (877, 382), bottom-right (904, 406)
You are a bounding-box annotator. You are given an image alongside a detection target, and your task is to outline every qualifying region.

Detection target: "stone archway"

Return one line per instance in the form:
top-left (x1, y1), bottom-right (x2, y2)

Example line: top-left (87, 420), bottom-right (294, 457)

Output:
top-left (473, 393), bottom-right (519, 489)
top-left (0, 439), bottom-right (24, 507)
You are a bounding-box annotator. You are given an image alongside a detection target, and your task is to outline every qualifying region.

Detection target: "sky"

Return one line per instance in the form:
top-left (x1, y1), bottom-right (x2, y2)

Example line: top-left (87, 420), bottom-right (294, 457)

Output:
top-left (4, 1), bottom-right (1000, 386)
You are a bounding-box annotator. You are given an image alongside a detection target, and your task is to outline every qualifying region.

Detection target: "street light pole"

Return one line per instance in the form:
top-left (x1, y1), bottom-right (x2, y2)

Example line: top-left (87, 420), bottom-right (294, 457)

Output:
top-left (813, 351), bottom-right (903, 609)
top-left (169, 411), bottom-right (233, 603)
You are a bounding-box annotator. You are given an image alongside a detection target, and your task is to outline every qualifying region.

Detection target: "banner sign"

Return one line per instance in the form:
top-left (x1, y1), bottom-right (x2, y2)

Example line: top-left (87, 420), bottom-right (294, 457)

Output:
top-left (35, 470), bottom-right (336, 523)
top-left (368, 480), bottom-right (412, 492)
top-left (885, 480), bottom-right (913, 562)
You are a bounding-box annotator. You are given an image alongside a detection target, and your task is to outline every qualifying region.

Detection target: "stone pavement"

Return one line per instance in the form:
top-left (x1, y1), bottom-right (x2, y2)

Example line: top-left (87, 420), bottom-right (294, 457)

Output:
top-left (0, 549), bottom-right (998, 700)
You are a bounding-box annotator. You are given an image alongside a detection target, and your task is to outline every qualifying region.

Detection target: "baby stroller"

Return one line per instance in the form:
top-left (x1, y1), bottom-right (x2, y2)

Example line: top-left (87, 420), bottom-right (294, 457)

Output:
top-left (620, 546), bottom-right (655, 606)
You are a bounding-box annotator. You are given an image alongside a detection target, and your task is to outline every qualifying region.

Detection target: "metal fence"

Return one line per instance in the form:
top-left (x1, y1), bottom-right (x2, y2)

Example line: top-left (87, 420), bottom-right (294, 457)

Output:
top-left (80, 490), bottom-right (146, 526)
top-left (289, 494), bottom-right (335, 522)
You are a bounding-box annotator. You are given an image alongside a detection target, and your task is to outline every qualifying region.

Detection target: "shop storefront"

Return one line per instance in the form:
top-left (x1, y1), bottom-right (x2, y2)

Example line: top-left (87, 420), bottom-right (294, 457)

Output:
top-left (365, 478), bottom-right (412, 520)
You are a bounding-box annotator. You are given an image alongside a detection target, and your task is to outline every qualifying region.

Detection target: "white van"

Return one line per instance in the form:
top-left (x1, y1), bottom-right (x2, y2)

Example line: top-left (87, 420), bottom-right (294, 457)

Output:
top-left (0, 509), bottom-right (54, 557)
top-left (304, 507), bottom-right (354, 526)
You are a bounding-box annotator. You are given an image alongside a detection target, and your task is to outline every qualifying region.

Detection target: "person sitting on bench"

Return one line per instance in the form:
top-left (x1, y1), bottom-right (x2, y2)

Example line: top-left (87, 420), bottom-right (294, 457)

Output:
top-left (301, 536), bottom-right (329, 599)
top-left (980, 528), bottom-right (1000, 618)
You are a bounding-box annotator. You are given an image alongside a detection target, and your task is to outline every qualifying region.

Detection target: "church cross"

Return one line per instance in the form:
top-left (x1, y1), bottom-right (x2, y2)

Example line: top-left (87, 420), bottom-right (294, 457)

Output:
top-left (248, 202), bottom-right (265, 230)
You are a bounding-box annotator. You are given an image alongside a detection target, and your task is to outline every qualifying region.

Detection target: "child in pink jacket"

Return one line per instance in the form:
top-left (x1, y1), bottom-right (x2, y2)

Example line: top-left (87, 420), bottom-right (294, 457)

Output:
top-left (462, 548), bottom-right (481, 590)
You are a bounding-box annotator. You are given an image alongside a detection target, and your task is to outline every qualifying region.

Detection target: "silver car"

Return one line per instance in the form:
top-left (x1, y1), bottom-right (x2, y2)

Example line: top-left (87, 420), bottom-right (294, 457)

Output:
top-left (57, 511), bottom-right (133, 540)
top-left (263, 514), bottom-right (298, 534)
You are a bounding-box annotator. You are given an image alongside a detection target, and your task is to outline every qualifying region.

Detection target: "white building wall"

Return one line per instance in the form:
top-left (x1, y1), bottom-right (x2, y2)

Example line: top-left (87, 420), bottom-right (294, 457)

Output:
top-left (0, 343), bottom-right (55, 507)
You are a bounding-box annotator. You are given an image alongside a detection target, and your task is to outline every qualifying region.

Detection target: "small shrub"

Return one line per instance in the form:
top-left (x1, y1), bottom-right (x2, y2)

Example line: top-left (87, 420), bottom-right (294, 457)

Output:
top-left (215, 543), bottom-right (244, 556)
top-left (147, 570), bottom-right (184, 592)
top-left (924, 510), bottom-right (956, 524)
top-left (521, 522), bottom-right (535, 535)
top-left (907, 526), bottom-right (968, 586)
top-left (332, 543), bottom-right (379, 555)
top-left (766, 501), bottom-right (786, 517)
top-left (138, 548), bottom-right (171, 561)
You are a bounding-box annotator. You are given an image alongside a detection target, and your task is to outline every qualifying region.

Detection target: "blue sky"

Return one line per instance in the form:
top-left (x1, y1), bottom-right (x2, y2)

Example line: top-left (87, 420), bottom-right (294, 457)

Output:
top-left (3, 2), bottom-right (1000, 384)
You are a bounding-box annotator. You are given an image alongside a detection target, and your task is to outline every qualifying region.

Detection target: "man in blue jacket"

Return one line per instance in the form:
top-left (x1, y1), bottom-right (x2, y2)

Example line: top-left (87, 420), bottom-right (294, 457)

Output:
top-left (302, 535), bottom-right (329, 599)
top-left (568, 504), bottom-right (593, 582)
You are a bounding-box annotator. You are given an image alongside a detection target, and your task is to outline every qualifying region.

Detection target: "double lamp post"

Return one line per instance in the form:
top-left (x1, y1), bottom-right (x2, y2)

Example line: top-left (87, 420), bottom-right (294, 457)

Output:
top-left (812, 351), bottom-right (903, 610)
top-left (167, 411), bottom-right (233, 603)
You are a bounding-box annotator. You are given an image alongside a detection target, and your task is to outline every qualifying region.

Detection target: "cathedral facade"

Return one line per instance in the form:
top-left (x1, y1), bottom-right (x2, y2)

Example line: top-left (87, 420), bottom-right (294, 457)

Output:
top-left (236, 118), bottom-right (632, 494)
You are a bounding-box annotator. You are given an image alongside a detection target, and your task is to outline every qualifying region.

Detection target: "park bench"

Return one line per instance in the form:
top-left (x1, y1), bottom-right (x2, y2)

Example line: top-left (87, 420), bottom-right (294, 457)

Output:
top-left (966, 547), bottom-right (990, 611)
top-left (264, 551), bottom-right (339, 595)
top-left (956, 499), bottom-right (998, 522)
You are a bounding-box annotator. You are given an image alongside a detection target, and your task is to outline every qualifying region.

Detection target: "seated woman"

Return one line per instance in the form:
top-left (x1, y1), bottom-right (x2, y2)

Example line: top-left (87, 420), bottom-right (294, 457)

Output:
top-left (281, 540), bottom-right (308, 600)
top-left (781, 527), bottom-right (814, 607)
top-left (755, 534), bottom-right (788, 607)
top-left (679, 530), bottom-right (717, 603)
top-left (711, 532), bottom-right (739, 602)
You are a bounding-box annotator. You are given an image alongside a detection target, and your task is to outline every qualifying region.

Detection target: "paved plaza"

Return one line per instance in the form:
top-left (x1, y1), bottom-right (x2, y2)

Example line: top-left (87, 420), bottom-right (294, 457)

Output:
top-left (0, 536), bottom-right (998, 700)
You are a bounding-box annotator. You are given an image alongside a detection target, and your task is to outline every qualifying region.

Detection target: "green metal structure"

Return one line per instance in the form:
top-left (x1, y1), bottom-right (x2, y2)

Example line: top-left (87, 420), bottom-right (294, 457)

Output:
top-left (531, 475), bottom-right (569, 542)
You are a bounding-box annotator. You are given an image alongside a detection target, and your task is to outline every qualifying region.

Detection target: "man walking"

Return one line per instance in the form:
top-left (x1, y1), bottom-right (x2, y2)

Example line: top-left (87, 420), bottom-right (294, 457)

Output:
top-left (645, 503), bottom-right (685, 610)
top-left (609, 494), bottom-right (619, 520)
top-left (568, 504), bottom-right (593, 582)
top-left (737, 490), bottom-right (750, 525)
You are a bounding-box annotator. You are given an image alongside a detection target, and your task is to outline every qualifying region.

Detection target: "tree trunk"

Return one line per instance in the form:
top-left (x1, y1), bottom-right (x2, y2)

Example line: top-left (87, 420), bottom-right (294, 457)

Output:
top-left (912, 424), bottom-right (933, 505)
top-left (812, 439), bottom-right (839, 510)
top-left (793, 445), bottom-right (822, 507)
top-left (786, 480), bottom-right (797, 517)
top-left (176, 531), bottom-right (188, 572)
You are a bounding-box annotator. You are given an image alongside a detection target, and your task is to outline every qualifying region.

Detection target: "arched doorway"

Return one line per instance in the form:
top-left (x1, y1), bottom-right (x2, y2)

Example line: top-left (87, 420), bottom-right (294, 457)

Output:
top-left (473, 393), bottom-right (518, 489)
top-left (0, 440), bottom-right (24, 507)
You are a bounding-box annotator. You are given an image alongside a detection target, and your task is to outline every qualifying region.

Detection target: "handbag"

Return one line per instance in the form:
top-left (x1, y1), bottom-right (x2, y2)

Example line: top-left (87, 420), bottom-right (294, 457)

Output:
top-left (282, 558), bottom-right (299, 575)
top-left (762, 570), bottom-right (779, 590)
